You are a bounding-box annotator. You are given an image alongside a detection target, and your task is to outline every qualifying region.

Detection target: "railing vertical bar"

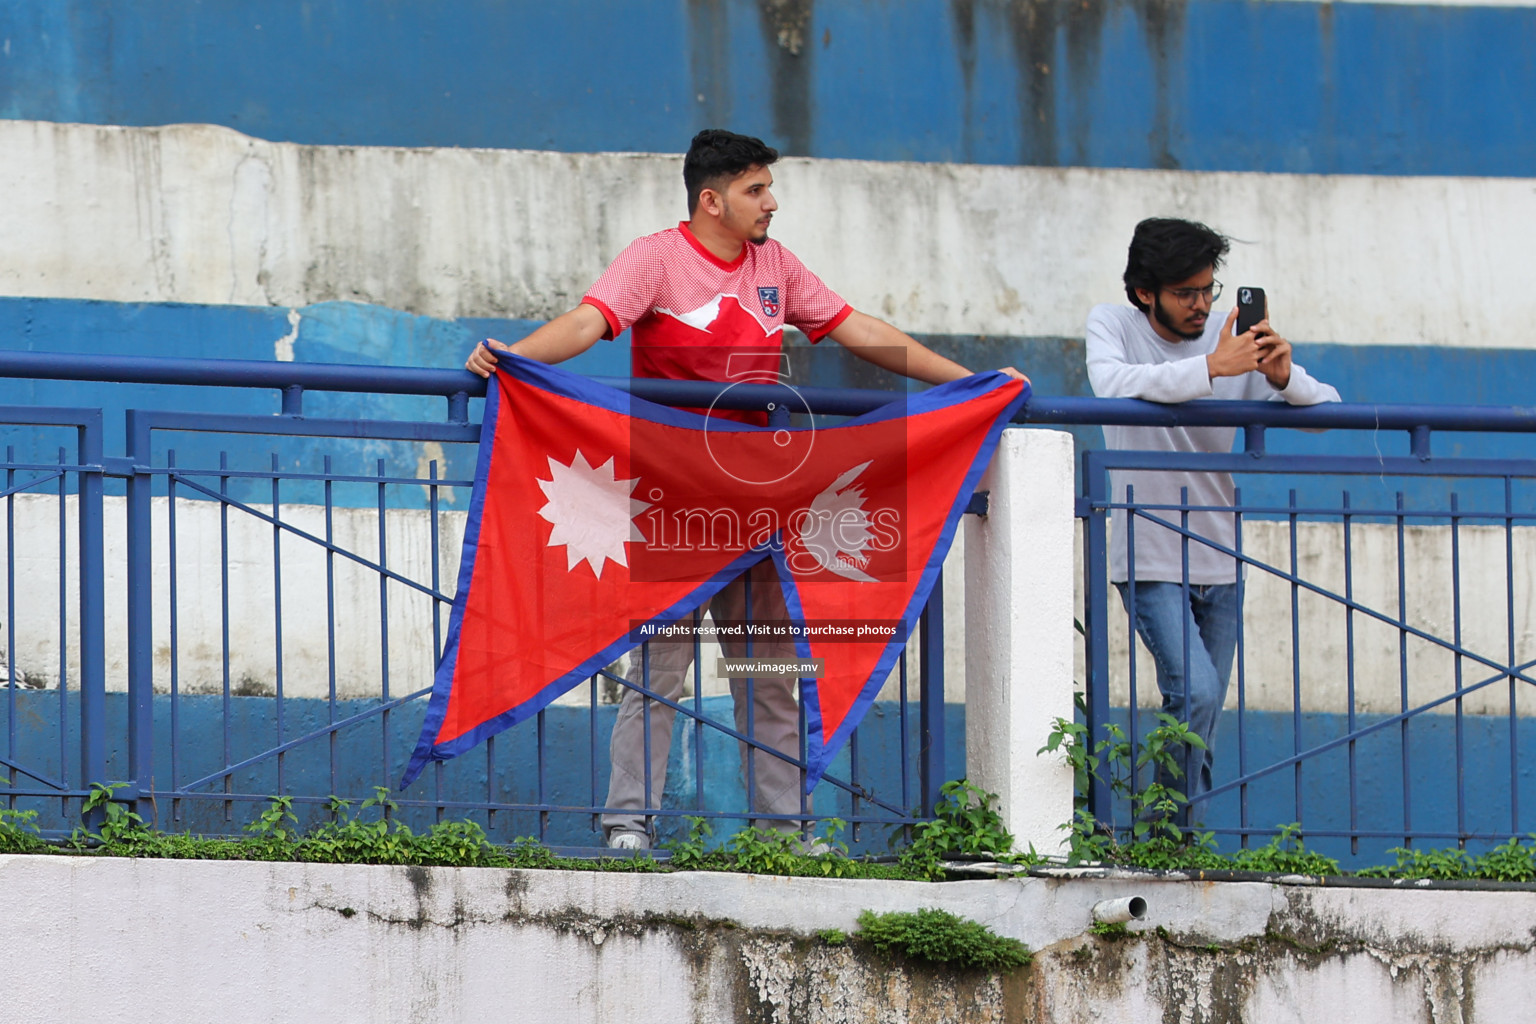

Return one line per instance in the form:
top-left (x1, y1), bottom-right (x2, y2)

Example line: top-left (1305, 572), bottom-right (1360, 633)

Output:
top-left (1396, 490), bottom-right (1412, 845)
top-left (744, 570), bottom-right (757, 824)
top-left (1506, 476), bottom-right (1519, 834)
top-left (432, 759), bottom-right (444, 825)
top-left (123, 417), bottom-right (154, 823)
top-left (4, 447), bottom-right (14, 805)
top-left (536, 707), bottom-right (548, 841)
top-left (1233, 486), bottom-right (1248, 846)
top-left (1288, 489), bottom-right (1303, 827)
top-left (531, 476), bottom-right (545, 841)
top-left (589, 672), bottom-right (599, 836)
top-left (1126, 490), bottom-right (1140, 825)
top-left (167, 451), bottom-right (181, 819)
top-left (428, 460), bottom-right (445, 826)
top-left (1343, 491), bottom-right (1359, 856)
top-left (55, 448), bottom-right (69, 809)
top-left (1124, 491), bottom-right (1136, 829)
top-left (1081, 456), bottom-right (1114, 824)
top-left (271, 453), bottom-right (285, 797)
top-left (427, 451), bottom-right (445, 835)
top-left (77, 417), bottom-right (106, 821)
top-left (324, 456), bottom-right (338, 800)
top-left (428, 460), bottom-right (443, 657)
top-left (847, 698), bottom-right (861, 839)
top-left (798, 676), bottom-right (810, 836)
top-left (1179, 486), bottom-right (1193, 822)
top-left (918, 571), bottom-right (945, 818)
top-left (639, 641), bottom-right (652, 841)
top-left (1450, 491), bottom-right (1466, 845)
top-left (692, 606), bottom-right (704, 821)
top-left (376, 459), bottom-right (391, 800)
top-left (897, 646), bottom-right (910, 833)
top-left (220, 452), bottom-right (233, 820)
top-left (485, 734), bottom-right (497, 832)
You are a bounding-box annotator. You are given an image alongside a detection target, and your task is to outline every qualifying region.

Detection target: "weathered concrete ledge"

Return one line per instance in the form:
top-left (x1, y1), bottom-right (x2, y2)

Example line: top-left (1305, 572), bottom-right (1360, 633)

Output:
top-left (5, 118), bottom-right (1533, 349)
top-left (5, 853), bottom-right (1532, 1022)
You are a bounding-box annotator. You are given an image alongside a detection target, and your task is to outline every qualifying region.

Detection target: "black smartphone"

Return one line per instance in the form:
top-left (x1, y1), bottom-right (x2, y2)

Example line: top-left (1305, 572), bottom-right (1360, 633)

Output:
top-left (1235, 286), bottom-right (1267, 335)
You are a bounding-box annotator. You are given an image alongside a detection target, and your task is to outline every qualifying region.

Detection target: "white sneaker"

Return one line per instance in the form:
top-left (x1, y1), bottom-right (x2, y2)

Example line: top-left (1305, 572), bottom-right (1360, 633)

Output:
top-left (608, 831), bottom-right (648, 851)
top-left (796, 838), bottom-right (832, 857)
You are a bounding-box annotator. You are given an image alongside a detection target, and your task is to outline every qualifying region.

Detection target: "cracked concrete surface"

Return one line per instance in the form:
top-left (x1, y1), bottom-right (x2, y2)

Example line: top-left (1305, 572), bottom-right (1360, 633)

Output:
top-left (6, 854), bottom-right (1536, 1022)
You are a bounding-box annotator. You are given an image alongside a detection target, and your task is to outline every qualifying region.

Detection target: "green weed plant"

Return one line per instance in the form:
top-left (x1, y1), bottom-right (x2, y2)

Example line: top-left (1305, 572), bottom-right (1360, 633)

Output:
top-left (1357, 835), bottom-right (1536, 882)
top-left (897, 779), bottom-right (1028, 880)
top-left (15, 770), bottom-right (1536, 885)
top-left (664, 816), bottom-right (897, 879)
top-left (0, 806), bottom-right (44, 854)
top-left (855, 907), bottom-right (1031, 971)
top-left (1040, 712), bottom-right (1344, 876)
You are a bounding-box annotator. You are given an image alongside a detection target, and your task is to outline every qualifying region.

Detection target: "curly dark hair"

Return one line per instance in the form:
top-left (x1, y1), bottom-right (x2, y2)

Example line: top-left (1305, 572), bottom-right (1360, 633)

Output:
top-left (684, 129), bottom-right (779, 214)
top-left (1123, 218), bottom-right (1230, 312)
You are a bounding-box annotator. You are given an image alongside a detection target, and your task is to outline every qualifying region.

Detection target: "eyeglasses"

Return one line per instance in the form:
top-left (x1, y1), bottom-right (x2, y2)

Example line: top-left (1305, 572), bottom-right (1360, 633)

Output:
top-left (1164, 281), bottom-right (1222, 308)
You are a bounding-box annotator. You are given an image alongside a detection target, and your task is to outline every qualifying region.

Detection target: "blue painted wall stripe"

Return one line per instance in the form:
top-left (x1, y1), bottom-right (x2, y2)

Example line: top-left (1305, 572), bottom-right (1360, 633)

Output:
top-left (1, 0), bottom-right (1533, 175)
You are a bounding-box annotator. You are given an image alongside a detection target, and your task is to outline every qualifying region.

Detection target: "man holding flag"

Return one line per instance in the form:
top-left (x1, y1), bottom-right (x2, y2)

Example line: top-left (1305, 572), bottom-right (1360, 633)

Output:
top-left (464, 128), bottom-right (1026, 850)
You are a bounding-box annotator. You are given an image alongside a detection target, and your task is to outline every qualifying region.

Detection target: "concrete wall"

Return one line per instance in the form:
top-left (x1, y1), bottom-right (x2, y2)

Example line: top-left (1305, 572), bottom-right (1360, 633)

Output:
top-left (5, 852), bottom-right (1533, 1023)
top-left (4, 118), bottom-right (1535, 351)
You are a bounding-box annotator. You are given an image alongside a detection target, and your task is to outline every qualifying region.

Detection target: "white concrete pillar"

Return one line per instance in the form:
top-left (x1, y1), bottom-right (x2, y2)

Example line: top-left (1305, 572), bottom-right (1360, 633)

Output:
top-left (964, 427), bottom-right (1076, 857)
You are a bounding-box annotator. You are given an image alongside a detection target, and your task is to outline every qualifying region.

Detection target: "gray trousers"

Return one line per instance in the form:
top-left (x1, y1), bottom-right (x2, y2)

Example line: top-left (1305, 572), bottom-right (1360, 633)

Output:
top-left (603, 560), bottom-right (807, 839)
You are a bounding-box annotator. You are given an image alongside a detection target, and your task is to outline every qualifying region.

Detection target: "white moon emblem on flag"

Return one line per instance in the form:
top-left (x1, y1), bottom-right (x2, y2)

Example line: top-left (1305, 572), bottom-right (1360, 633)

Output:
top-left (536, 451), bottom-right (650, 577)
top-left (798, 460), bottom-right (879, 583)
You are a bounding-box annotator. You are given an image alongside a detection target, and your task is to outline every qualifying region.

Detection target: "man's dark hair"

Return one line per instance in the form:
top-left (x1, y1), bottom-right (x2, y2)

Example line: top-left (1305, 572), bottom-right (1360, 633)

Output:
top-left (684, 129), bottom-right (779, 214)
top-left (1123, 218), bottom-right (1230, 312)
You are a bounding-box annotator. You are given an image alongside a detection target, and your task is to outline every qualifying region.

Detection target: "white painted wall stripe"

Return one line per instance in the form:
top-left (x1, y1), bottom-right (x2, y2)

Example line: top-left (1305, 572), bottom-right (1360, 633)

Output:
top-left (1, 120), bottom-right (1533, 350)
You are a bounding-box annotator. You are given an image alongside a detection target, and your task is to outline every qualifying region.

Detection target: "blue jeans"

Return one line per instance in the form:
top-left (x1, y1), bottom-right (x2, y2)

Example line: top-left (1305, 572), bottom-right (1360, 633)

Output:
top-left (1115, 581), bottom-right (1239, 824)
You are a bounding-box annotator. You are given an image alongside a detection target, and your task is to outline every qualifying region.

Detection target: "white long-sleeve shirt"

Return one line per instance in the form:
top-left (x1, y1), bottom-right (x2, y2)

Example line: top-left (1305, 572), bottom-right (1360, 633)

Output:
top-left (1085, 303), bottom-right (1341, 584)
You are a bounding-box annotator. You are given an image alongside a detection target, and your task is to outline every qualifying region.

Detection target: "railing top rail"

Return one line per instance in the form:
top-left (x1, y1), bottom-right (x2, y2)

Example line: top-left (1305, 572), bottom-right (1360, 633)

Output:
top-left (1019, 396), bottom-right (1536, 433)
top-left (4, 350), bottom-right (1535, 434)
top-left (0, 350), bottom-right (483, 398)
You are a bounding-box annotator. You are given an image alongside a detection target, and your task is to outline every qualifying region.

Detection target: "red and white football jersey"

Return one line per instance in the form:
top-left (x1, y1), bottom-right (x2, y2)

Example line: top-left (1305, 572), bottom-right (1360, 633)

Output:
top-left (583, 222), bottom-right (853, 390)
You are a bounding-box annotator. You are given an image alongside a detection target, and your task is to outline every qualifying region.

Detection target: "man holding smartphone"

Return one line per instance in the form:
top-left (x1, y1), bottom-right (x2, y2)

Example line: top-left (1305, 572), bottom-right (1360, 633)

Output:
top-left (1085, 217), bottom-right (1340, 826)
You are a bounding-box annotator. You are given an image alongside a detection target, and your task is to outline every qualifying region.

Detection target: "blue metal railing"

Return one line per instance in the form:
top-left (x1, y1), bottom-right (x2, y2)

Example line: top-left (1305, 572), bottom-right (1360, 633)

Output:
top-left (0, 353), bottom-right (964, 850)
top-left (4, 350), bottom-right (1536, 861)
top-left (0, 408), bottom-right (106, 816)
top-left (1076, 407), bottom-right (1536, 865)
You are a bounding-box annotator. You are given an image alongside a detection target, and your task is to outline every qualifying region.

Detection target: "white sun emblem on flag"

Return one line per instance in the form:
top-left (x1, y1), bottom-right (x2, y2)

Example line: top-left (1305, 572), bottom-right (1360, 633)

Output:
top-left (536, 451), bottom-right (650, 578)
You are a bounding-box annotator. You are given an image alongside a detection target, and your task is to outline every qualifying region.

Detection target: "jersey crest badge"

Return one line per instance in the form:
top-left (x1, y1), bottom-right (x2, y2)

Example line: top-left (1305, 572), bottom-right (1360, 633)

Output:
top-left (757, 286), bottom-right (781, 318)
